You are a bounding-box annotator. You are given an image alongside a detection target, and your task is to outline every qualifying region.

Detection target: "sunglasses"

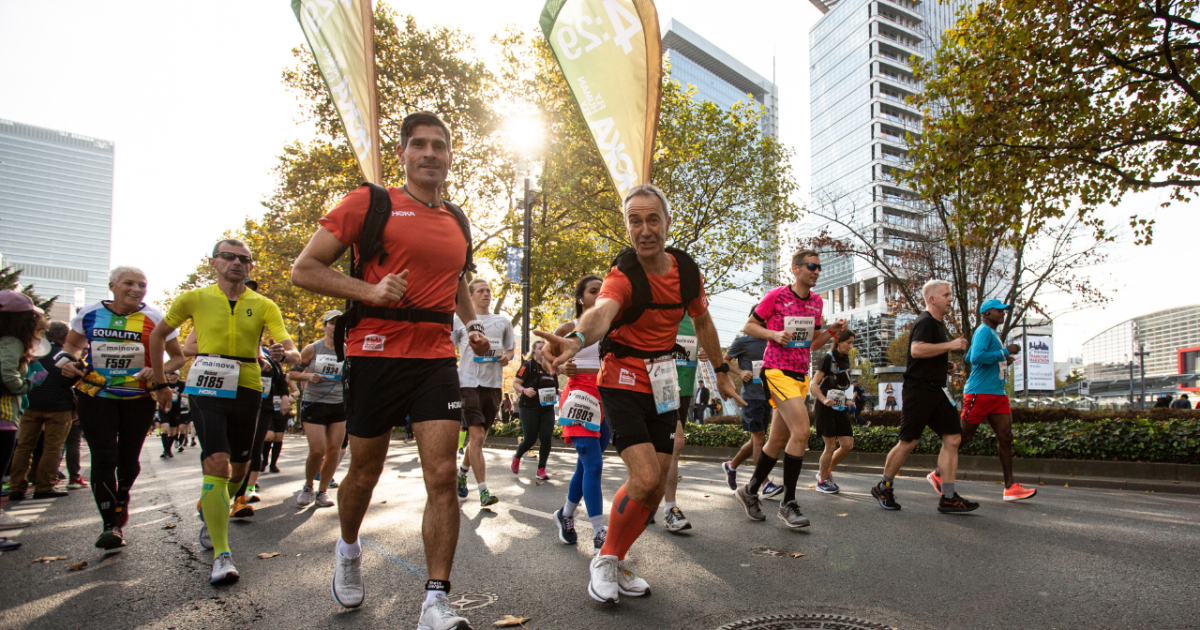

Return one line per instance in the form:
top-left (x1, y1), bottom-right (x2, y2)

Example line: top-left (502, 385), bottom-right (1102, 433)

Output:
top-left (802, 262), bottom-right (822, 272)
top-left (214, 252), bottom-right (253, 264)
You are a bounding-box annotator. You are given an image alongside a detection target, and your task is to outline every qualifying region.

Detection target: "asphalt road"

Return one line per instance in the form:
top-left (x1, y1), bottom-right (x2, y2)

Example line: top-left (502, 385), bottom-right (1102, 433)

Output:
top-left (1, 436), bottom-right (1198, 630)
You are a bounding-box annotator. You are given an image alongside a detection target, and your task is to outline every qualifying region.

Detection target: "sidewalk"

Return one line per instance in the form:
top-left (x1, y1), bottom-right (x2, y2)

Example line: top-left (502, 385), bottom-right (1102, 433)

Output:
top-left (479, 435), bottom-right (1200, 496)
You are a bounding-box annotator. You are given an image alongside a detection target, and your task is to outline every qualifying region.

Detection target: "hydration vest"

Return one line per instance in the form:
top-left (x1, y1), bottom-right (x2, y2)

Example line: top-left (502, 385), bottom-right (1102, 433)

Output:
top-left (598, 246), bottom-right (702, 360)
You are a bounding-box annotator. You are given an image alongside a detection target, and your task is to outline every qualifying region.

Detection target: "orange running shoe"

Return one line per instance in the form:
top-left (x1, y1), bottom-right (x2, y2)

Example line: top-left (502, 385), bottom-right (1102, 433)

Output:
top-left (926, 471), bottom-right (942, 495)
top-left (230, 496), bottom-right (254, 518)
top-left (1003, 483), bottom-right (1037, 502)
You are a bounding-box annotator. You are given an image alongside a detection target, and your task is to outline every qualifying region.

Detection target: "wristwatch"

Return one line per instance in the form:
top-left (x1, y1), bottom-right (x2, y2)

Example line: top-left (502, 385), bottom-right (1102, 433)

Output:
top-left (565, 330), bottom-right (586, 347)
top-left (713, 362), bottom-right (731, 373)
top-left (152, 382), bottom-right (171, 391)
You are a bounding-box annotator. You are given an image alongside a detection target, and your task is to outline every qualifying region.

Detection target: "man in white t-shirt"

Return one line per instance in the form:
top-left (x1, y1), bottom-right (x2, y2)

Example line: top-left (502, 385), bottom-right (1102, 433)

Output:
top-left (453, 280), bottom-right (516, 506)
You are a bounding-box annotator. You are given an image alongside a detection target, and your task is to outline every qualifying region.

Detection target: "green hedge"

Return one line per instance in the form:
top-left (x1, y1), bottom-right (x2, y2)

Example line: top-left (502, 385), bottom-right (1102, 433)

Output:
top-left (861, 407), bottom-right (1200, 426)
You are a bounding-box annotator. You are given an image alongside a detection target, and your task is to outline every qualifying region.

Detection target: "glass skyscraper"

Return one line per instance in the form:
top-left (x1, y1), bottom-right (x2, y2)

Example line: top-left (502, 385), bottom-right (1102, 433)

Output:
top-left (806, 0), bottom-right (974, 364)
top-left (663, 19), bottom-right (779, 345)
top-left (0, 118), bottom-right (114, 321)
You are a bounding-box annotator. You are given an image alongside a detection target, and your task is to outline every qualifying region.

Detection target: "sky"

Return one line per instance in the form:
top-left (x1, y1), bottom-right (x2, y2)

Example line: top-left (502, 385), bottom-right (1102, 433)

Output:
top-left (0, 0), bottom-right (1193, 361)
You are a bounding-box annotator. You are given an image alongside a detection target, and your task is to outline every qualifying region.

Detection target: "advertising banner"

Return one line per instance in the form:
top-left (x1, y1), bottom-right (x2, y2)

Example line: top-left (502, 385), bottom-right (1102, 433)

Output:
top-left (293, 0), bottom-right (381, 183)
top-left (540, 0), bottom-right (662, 197)
top-left (1013, 335), bottom-right (1055, 391)
top-left (879, 382), bottom-right (903, 411)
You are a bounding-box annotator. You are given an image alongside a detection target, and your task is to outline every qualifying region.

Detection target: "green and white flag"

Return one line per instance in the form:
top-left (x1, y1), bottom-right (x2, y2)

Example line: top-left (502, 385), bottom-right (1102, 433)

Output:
top-left (540, 0), bottom-right (663, 197)
top-left (293, 0), bottom-right (381, 183)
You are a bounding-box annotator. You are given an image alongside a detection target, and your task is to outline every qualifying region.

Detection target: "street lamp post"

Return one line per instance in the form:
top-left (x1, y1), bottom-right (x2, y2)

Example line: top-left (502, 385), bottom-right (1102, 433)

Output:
top-left (1021, 318), bottom-right (1029, 407)
top-left (521, 176), bottom-right (533, 356)
top-left (1135, 343), bottom-right (1150, 409)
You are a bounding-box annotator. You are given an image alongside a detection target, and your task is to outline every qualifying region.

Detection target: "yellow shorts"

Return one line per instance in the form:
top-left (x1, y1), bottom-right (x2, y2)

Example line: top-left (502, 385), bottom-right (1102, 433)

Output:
top-left (763, 369), bottom-right (810, 409)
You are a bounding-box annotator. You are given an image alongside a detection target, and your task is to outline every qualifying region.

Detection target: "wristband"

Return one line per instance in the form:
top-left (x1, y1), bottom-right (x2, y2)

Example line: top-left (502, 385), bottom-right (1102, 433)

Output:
top-left (565, 330), bottom-right (586, 348)
top-left (465, 320), bottom-right (485, 334)
top-left (152, 382), bottom-right (171, 391)
top-left (713, 362), bottom-right (730, 374)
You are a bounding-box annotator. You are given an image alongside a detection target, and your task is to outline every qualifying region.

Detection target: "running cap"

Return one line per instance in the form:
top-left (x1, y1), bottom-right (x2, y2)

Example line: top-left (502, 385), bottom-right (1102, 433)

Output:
top-left (979, 298), bottom-right (1012, 314)
top-left (0, 290), bottom-right (44, 315)
top-left (323, 309), bottom-right (344, 322)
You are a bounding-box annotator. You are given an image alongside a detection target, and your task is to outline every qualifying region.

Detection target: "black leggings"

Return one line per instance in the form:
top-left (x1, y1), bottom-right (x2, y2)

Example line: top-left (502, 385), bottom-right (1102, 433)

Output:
top-left (515, 405), bottom-right (555, 469)
top-left (77, 395), bottom-right (156, 528)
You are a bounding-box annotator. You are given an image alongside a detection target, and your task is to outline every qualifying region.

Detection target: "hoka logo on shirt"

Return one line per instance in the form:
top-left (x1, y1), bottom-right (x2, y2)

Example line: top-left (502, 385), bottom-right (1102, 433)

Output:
top-left (391, 210), bottom-right (416, 217)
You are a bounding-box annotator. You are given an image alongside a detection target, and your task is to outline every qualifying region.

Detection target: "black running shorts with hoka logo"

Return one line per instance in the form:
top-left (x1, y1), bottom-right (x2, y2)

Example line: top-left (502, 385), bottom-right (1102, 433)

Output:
top-left (343, 356), bottom-right (462, 439)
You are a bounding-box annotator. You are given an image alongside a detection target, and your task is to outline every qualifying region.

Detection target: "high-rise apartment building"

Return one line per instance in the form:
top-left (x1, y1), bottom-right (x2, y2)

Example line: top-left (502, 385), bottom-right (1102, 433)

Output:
top-left (806, 0), bottom-right (974, 364)
top-left (0, 119), bottom-right (114, 321)
top-left (663, 19), bottom-right (779, 345)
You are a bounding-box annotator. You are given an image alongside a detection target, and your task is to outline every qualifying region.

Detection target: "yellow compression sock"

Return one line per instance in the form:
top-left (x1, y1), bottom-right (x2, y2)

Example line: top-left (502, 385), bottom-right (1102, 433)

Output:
top-left (200, 475), bottom-right (231, 555)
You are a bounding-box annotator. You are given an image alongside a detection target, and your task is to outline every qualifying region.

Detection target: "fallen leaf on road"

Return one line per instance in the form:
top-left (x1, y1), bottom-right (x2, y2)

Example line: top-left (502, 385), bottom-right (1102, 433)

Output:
top-left (677, 475), bottom-right (683, 482)
top-left (1068, 474), bottom-right (1075, 477)
top-left (551, 472), bottom-right (558, 475)
top-left (257, 553), bottom-right (280, 559)
top-left (534, 480), bottom-right (544, 486)
top-left (807, 484), bottom-right (816, 489)
top-left (790, 552), bottom-right (804, 558)
top-left (493, 615), bottom-right (531, 627)
top-left (68, 562), bottom-right (88, 571)
top-left (994, 481), bottom-right (1002, 484)
top-left (381, 500), bottom-right (387, 504)
top-left (162, 524), bottom-right (177, 529)
top-left (837, 513), bottom-right (848, 517)
top-left (1064, 483), bottom-right (1070, 487)
top-left (31, 556), bottom-right (67, 564)
top-left (1038, 482), bottom-right (1045, 486)
top-left (1173, 481), bottom-right (1180, 484)
top-left (703, 494), bottom-right (710, 498)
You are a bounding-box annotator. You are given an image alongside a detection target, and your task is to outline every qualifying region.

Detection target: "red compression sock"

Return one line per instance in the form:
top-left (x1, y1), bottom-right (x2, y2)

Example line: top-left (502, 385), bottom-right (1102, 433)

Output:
top-left (600, 485), bottom-right (655, 560)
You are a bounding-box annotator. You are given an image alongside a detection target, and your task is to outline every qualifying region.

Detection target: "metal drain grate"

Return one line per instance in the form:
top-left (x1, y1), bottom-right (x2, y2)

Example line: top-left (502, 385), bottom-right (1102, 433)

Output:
top-left (718, 613), bottom-right (896, 630)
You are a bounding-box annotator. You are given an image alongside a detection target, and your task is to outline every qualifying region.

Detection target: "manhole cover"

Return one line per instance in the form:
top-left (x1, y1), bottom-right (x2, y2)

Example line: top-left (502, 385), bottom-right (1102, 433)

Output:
top-left (718, 614), bottom-right (896, 630)
top-left (448, 592), bottom-right (498, 610)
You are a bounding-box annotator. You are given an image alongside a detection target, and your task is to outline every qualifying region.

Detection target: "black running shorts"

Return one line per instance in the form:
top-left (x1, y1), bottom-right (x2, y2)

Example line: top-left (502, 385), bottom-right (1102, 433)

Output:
top-left (301, 401), bottom-right (346, 426)
top-left (598, 386), bottom-right (677, 455)
top-left (461, 386), bottom-right (501, 431)
top-left (898, 383), bottom-right (962, 442)
top-left (814, 403), bottom-right (854, 438)
top-left (343, 356), bottom-right (462, 439)
top-left (269, 414), bottom-right (288, 433)
top-left (190, 386), bottom-right (262, 463)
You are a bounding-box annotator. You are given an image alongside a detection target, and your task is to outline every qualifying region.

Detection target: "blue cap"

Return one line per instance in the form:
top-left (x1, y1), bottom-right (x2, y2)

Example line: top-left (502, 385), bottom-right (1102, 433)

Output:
top-left (979, 299), bottom-right (1012, 314)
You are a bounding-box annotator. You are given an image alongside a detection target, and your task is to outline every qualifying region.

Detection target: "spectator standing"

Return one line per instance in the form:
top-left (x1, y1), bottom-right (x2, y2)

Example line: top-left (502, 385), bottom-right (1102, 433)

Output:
top-left (694, 381), bottom-right (711, 423)
top-left (850, 379), bottom-right (868, 426)
top-left (7, 321), bottom-right (77, 500)
top-left (0, 290), bottom-right (46, 530)
top-left (1169, 394), bottom-right (1191, 410)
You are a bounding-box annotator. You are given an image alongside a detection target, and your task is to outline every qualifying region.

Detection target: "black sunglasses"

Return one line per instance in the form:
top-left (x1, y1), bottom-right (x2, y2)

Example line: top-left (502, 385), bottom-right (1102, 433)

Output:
top-left (214, 252), bottom-right (253, 264)
top-left (802, 262), bottom-right (822, 272)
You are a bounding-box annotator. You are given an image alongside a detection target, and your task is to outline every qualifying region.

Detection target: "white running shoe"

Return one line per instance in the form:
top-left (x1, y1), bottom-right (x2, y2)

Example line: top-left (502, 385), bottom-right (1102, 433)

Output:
top-left (0, 511), bottom-right (32, 529)
top-left (210, 552), bottom-right (239, 584)
top-left (199, 522), bottom-right (213, 550)
top-left (587, 554), bottom-right (620, 603)
top-left (331, 545), bottom-right (364, 608)
top-left (617, 560), bottom-right (650, 597)
top-left (416, 591), bottom-right (471, 630)
top-left (315, 491), bottom-right (335, 508)
top-left (296, 485), bottom-right (314, 508)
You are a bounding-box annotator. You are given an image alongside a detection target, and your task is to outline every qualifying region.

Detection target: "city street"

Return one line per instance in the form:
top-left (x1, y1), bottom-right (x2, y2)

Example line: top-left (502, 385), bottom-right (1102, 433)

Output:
top-left (1, 436), bottom-right (1197, 630)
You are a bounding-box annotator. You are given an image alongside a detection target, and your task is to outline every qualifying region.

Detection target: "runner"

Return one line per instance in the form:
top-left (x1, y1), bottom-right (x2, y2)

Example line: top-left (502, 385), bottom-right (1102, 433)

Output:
top-left (238, 345), bottom-right (288, 505)
top-left (811, 330), bottom-right (856, 494)
top-left (721, 323), bottom-right (782, 498)
top-left (162, 371), bottom-right (189, 455)
top-left (733, 250), bottom-right (846, 529)
top-left (150, 241), bottom-right (299, 584)
top-left (927, 299), bottom-right (1036, 502)
top-left (291, 310), bottom-right (347, 510)
top-left (659, 314), bottom-right (699, 533)
top-left (260, 357), bottom-right (292, 476)
top-left (550, 274), bottom-right (611, 552)
top-left (290, 111), bottom-right (488, 628)
top-left (870, 279), bottom-right (979, 514)
top-left (58, 267), bottom-right (186, 550)
top-left (534, 183), bottom-right (744, 604)
top-left (454, 280), bottom-right (515, 507)
top-left (511, 341), bottom-right (558, 480)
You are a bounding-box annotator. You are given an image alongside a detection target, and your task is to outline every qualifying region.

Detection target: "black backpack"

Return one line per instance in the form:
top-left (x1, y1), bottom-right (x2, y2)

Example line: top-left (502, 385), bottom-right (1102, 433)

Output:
top-left (333, 182), bottom-right (474, 361)
top-left (598, 246), bottom-right (702, 359)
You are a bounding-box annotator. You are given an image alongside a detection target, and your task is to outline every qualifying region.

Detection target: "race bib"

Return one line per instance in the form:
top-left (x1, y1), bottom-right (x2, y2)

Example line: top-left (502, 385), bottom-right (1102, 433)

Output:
top-left (943, 387), bottom-right (955, 406)
top-left (999, 360), bottom-right (1008, 382)
top-left (784, 317), bottom-right (816, 348)
top-left (180, 394), bottom-right (190, 412)
top-left (273, 395), bottom-right (282, 412)
top-left (538, 387), bottom-right (558, 407)
top-left (473, 335), bottom-right (504, 362)
top-left (752, 360), bottom-right (763, 384)
top-left (557, 389), bottom-right (602, 432)
top-left (90, 340), bottom-right (145, 376)
top-left (645, 355), bottom-right (680, 414)
top-left (313, 355), bottom-right (343, 381)
top-left (675, 335), bottom-right (697, 367)
top-left (827, 388), bottom-right (847, 411)
top-left (184, 356), bottom-right (240, 399)
top-left (261, 374), bottom-right (273, 399)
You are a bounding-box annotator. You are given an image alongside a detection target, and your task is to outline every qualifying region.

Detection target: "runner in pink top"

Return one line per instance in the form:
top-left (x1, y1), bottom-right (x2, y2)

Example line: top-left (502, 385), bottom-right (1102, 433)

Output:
top-left (733, 250), bottom-right (845, 531)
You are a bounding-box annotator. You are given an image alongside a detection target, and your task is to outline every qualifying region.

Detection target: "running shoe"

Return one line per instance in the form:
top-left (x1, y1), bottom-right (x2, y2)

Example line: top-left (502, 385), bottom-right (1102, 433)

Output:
top-left (32, 489), bottom-right (68, 499)
top-left (735, 485), bottom-right (766, 521)
top-left (5, 492), bottom-right (24, 502)
top-left (663, 507), bottom-right (692, 532)
top-left (176, 445), bottom-right (185, 453)
top-left (246, 489), bottom-right (261, 504)
top-left (778, 501), bottom-right (811, 529)
top-left (191, 438), bottom-right (198, 446)
top-left (617, 560), bottom-right (650, 597)
top-left (230, 496), bottom-right (254, 518)
top-left (331, 545), bottom-right (364, 608)
top-left (210, 552), bottom-right (239, 585)
top-left (479, 488), bottom-right (498, 507)
top-left (593, 526), bottom-right (607, 555)
top-left (872, 481), bottom-right (902, 510)
top-left (199, 522), bottom-right (213, 550)
top-left (315, 491), bottom-right (335, 508)
top-left (553, 508), bottom-right (577, 544)
top-left (1003, 483), bottom-right (1037, 502)
top-left (938, 493), bottom-right (981, 514)
top-left (510, 456), bottom-right (520, 475)
top-left (268, 465), bottom-right (280, 473)
top-left (722, 461), bottom-right (737, 490)
top-left (0, 537), bottom-right (20, 552)
top-left (826, 475), bottom-right (841, 493)
top-left (535, 468), bottom-right (550, 481)
top-left (328, 479), bottom-right (339, 489)
top-left (761, 480), bottom-right (784, 500)
top-left (588, 554), bottom-right (620, 603)
top-left (815, 475), bottom-right (838, 494)
top-left (296, 485), bottom-right (315, 508)
top-left (95, 526), bottom-right (126, 550)
top-left (416, 591), bottom-right (470, 630)
top-left (926, 471), bottom-right (943, 495)
top-left (160, 451), bottom-right (170, 459)
top-left (456, 473), bottom-right (468, 498)
top-left (0, 512), bottom-right (31, 528)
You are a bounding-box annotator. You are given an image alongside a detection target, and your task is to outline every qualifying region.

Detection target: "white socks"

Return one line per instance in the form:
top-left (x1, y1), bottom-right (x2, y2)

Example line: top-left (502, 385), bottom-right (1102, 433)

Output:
top-left (337, 537), bottom-right (361, 558)
top-left (563, 500), bottom-right (579, 518)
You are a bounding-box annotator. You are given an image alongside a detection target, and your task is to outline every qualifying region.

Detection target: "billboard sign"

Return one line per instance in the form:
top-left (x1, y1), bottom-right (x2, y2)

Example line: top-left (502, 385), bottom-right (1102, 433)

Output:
top-left (1013, 334), bottom-right (1055, 391)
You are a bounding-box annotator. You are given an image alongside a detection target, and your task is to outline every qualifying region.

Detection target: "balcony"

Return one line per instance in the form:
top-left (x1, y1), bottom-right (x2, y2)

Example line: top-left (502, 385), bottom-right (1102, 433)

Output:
top-left (874, 11), bottom-right (924, 40)
top-left (874, 29), bottom-right (923, 58)
top-left (878, 0), bottom-right (924, 23)
top-left (876, 48), bottom-right (914, 69)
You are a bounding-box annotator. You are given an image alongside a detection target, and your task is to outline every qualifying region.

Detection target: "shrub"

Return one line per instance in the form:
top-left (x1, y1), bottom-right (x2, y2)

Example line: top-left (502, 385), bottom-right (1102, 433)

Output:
top-left (860, 407), bottom-right (1200, 426)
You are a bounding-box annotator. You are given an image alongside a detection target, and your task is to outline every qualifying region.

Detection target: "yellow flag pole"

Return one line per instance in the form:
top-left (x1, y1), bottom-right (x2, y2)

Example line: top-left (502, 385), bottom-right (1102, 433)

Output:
top-left (361, 0), bottom-right (382, 184)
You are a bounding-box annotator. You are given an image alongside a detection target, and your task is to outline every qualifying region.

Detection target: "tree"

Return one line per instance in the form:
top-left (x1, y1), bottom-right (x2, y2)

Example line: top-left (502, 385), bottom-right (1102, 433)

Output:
top-left (1, 266), bottom-right (56, 313)
top-left (849, 347), bottom-right (878, 396)
top-left (886, 331), bottom-right (910, 367)
top-left (913, 0), bottom-right (1200, 244)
